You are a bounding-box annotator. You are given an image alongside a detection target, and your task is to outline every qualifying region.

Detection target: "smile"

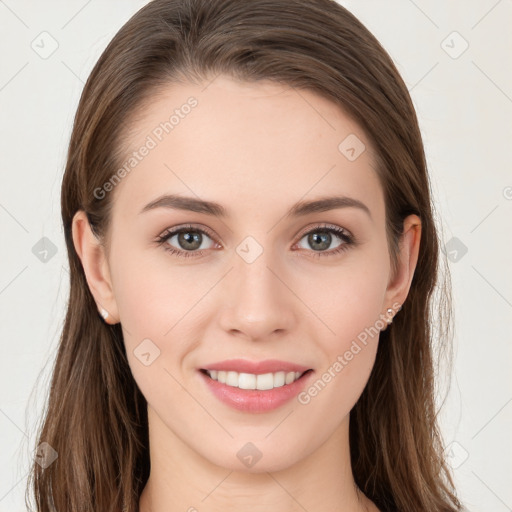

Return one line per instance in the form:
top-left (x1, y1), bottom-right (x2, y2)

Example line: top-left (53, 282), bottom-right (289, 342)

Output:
top-left (198, 368), bottom-right (314, 413)
top-left (202, 369), bottom-right (309, 390)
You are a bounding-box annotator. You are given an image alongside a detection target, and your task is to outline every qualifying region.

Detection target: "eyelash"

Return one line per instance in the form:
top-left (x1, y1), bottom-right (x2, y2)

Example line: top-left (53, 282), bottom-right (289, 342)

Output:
top-left (155, 223), bottom-right (356, 259)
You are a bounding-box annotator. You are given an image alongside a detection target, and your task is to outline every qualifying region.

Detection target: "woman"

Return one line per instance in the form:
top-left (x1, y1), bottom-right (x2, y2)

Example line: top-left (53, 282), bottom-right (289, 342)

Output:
top-left (27, 0), bottom-right (462, 510)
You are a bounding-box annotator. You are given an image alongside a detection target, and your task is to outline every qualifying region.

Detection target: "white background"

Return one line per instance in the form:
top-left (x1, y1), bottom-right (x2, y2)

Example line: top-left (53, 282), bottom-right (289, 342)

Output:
top-left (0, 1), bottom-right (511, 510)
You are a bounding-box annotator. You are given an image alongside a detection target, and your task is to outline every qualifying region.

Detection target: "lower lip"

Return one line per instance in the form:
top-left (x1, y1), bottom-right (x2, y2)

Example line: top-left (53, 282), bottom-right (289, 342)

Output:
top-left (198, 369), bottom-right (314, 413)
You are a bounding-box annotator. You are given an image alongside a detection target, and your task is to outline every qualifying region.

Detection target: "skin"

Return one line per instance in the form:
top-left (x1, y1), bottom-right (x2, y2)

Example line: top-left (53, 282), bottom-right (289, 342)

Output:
top-left (72, 75), bottom-right (421, 512)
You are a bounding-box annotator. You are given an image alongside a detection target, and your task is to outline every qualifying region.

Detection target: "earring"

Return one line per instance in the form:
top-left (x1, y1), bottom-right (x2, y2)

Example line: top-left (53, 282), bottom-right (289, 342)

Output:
top-left (381, 304), bottom-right (401, 331)
top-left (99, 307), bottom-right (109, 322)
top-left (98, 306), bottom-right (120, 325)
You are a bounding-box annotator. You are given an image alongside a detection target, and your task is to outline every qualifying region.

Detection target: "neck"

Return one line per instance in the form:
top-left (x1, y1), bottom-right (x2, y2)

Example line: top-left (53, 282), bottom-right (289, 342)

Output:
top-left (139, 405), bottom-right (377, 512)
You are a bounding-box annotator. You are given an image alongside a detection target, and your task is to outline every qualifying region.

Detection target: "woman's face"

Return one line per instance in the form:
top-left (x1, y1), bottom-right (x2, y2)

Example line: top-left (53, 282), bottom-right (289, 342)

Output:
top-left (98, 75), bottom-right (410, 471)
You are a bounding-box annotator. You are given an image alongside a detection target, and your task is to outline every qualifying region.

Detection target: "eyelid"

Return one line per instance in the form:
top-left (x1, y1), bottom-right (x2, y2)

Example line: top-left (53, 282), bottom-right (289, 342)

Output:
top-left (157, 222), bottom-right (353, 244)
top-left (157, 223), bottom-right (219, 244)
top-left (155, 222), bottom-right (355, 257)
top-left (294, 222), bottom-right (353, 241)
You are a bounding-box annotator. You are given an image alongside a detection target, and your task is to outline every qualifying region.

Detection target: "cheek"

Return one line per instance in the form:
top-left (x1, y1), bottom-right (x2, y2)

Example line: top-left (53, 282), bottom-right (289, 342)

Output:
top-left (109, 251), bottom-right (206, 380)
top-left (110, 241), bottom-right (197, 335)
top-left (299, 249), bottom-right (387, 404)
top-left (110, 260), bottom-right (191, 408)
top-left (297, 275), bottom-right (384, 432)
top-left (302, 250), bottom-right (389, 350)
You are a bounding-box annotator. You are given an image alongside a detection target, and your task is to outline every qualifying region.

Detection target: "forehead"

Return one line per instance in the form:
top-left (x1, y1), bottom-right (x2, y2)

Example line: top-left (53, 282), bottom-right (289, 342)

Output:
top-left (110, 75), bottom-right (385, 225)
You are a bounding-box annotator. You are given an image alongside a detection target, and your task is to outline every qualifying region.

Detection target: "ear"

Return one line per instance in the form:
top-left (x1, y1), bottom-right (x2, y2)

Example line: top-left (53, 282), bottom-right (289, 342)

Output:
top-left (383, 214), bottom-right (422, 312)
top-left (71, 210), bottom-right (120, 324)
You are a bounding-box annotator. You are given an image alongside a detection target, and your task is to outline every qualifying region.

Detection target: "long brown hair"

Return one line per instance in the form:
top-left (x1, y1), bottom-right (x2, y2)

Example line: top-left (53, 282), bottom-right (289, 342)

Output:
top-left (26, 0), bottom-right (462, 510)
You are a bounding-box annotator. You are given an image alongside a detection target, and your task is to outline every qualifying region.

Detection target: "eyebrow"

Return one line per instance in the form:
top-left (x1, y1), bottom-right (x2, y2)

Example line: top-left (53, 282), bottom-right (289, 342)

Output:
top-left (139, 193), bottom-right (372, 220)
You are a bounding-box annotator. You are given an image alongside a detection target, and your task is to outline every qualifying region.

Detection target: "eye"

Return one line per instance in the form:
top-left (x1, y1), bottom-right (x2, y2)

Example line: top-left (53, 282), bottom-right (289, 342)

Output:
top-left (155, 223), bottom-right (356, 259)
top-left (293, 223), bottom-right (355, 258)
top-left (155, 224), bottom-right (218, 258)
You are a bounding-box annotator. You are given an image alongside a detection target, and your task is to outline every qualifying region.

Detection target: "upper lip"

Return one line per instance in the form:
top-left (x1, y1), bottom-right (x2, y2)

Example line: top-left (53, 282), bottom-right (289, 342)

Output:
top-left (200, 358), bottom-right (312, 375)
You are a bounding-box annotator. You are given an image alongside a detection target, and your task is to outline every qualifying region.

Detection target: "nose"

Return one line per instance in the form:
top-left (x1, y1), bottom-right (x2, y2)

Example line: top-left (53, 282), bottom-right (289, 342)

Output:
top-left (217, 248), bottom-right (297, 341)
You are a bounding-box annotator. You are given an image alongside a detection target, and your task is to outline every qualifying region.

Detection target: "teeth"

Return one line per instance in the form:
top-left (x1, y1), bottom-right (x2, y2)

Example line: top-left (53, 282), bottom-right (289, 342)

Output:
top-left (206, 370), bottom-right (304, 390)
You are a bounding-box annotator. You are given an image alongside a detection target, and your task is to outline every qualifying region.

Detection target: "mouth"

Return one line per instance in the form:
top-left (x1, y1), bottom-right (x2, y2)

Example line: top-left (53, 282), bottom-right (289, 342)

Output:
top-left (199, 368), bottom-right (313, 390)
top-left (198, 367), bottom-right (315, 413)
